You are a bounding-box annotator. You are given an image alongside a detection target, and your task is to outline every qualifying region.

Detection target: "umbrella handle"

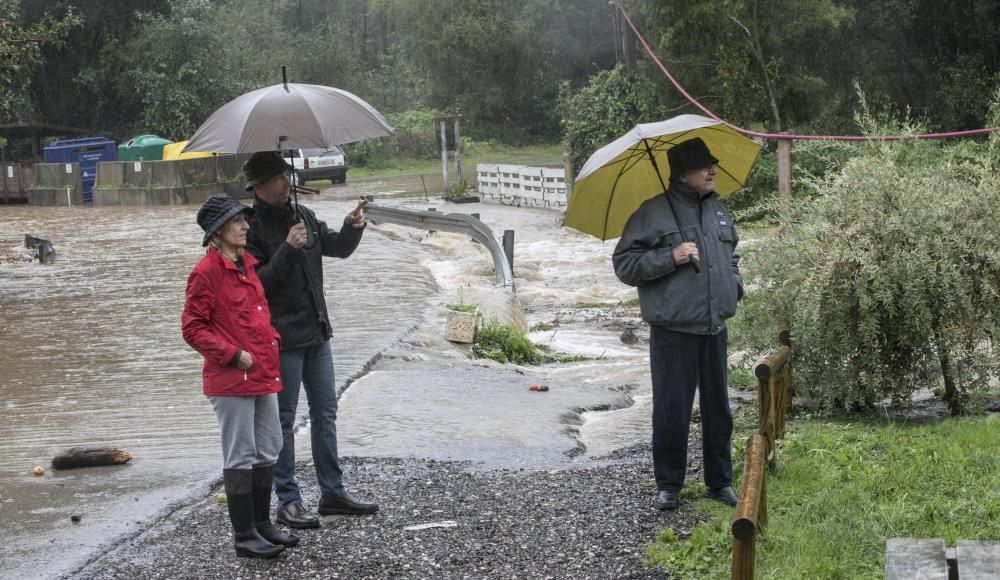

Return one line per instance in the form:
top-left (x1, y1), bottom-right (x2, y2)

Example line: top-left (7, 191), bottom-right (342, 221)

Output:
top-left (293, 204), bottom-right (317, 250)
top-left (689, 254), bottom-right (701, 274)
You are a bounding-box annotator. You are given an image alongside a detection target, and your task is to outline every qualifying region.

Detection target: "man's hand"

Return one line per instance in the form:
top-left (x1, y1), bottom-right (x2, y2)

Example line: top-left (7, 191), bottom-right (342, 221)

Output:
top-left (345, 199), bottom-right (368, 229)
top-left (286, 221), bottom-right (308, 249)
top-left (237, 351), bottom-right (253, 370)
top-left (672, 242), bottom-right (699, 266)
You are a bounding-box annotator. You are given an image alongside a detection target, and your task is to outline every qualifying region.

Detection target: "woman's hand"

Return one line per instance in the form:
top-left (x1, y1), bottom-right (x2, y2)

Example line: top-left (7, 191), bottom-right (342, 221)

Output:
top-left (237, 351), bottom-right (253, 370)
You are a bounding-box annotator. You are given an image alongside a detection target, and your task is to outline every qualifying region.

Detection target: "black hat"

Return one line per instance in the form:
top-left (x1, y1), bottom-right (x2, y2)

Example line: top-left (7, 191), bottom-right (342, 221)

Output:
top-left (667, 137), bottom-right (719, 179)
top-left (243, 151), bottom-right (292, 191)
top-left (196, 194), bottom-right (254, 246)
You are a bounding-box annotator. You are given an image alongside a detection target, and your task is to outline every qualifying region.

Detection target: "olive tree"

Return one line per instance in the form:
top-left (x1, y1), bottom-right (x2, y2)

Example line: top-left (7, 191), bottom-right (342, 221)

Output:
top-left (734, 107), bottom-right (1000, 414)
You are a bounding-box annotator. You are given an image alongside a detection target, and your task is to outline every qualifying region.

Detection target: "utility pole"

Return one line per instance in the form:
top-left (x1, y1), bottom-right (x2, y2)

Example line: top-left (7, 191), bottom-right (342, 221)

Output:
top-left (622, 10), bottom-right (636, 71)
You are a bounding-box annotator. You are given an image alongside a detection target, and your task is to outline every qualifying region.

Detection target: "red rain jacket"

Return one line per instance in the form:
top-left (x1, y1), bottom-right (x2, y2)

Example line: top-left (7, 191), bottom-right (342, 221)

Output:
top-left (181, 250), bottom-right (282, 396)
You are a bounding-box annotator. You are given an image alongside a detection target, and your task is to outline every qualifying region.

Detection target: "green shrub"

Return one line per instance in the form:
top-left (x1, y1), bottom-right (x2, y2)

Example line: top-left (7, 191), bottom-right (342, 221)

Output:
top-left (728, 140), bottom-right (860, 224)
top-left (559, 65), bottom-right (665, 174)
top-left (734, 110), bottom-right (1000, 413)
top-left (343, 106), bottom-right (453, 168)
top-left (472, 317), bottom-right (542, 365)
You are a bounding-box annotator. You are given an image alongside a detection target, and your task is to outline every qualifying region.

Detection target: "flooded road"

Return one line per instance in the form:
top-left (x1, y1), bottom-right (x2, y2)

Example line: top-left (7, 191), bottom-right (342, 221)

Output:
top-left (0, 178), bottom-right (652, 578)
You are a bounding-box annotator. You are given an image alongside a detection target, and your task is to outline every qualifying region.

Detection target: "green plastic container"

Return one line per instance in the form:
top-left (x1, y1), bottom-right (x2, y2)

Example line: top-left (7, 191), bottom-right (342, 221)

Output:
top-left (117, 135), bottom-right (174, 162)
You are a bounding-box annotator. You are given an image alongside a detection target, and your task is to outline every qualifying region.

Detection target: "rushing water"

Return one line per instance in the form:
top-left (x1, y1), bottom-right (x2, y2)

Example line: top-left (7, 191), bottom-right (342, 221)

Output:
top-left (0, 181), bottom-right (653, 578)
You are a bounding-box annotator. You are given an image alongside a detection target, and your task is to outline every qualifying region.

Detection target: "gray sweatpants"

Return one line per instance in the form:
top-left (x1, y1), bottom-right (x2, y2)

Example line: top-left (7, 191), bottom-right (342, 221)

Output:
top-left (209, 393), bottom-right (282, 470)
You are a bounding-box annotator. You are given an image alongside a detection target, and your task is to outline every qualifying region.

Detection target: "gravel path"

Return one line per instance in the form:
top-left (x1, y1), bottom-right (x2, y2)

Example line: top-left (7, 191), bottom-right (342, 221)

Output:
top-left (74, 442), bottom-right (711, 579)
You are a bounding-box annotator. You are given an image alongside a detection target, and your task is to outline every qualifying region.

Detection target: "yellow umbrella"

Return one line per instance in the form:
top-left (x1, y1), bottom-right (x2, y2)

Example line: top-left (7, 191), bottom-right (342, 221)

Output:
top-left (162, 140), bottom-right (214, 160)
top-left (565, 114), bottom-right (761, 240)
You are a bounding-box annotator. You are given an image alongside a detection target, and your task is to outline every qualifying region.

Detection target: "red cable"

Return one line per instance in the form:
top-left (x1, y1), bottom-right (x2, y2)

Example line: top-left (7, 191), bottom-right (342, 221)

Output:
top-left (614, 2), bottom-right (1000, 142)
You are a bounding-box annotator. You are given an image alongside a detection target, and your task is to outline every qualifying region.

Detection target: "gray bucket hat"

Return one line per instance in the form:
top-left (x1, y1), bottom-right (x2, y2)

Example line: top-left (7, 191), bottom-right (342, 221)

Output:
top-left (197, 194), bottom-right (254, 246)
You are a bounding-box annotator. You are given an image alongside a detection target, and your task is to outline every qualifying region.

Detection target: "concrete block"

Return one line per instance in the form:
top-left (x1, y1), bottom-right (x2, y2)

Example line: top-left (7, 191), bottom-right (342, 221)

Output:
top-left (445, 310), bottom-right (478, 344)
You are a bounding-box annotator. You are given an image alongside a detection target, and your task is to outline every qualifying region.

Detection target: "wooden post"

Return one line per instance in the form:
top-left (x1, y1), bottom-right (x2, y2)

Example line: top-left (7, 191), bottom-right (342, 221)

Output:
top-left (439, 120), bottom-right (449, 193)
top-left (755, 344), bottom-right (791, 459)
top-left (776, 138), bottom-right (792, 235)
top-left (454, 118), bottom-right (462, 188)
top-left (732, 434), bottom-right (768, 580)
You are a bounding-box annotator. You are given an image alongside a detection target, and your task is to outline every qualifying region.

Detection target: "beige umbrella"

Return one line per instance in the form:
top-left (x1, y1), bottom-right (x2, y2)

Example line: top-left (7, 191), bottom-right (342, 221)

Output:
top-left (565, 114), bottom-right (761, 241)
top-left (182, 70), bottom-right (394, 154)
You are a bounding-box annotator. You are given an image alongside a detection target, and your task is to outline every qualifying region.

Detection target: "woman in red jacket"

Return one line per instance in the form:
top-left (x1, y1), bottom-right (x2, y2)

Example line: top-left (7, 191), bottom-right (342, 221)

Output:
top-left (182, 194), bottom-right (298, 558)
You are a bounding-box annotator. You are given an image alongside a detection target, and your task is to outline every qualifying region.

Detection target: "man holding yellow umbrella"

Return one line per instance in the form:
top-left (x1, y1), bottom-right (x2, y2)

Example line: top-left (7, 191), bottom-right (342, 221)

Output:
top-left (566, 114), bottom-right (760, 511)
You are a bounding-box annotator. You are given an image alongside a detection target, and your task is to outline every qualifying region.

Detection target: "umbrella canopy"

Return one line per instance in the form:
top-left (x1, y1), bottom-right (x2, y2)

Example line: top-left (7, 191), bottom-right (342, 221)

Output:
top-left (564, 114), bottom-right (761, 240)
top-left (163, 140), bottom-right (213, 160)
top-left (182, 82), bottom-right (394, 154)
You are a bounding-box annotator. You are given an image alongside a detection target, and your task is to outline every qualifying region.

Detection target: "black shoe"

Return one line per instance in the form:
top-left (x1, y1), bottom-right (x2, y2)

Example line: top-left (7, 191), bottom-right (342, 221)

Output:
top-left (318, 493), bottom-right (379, 516)
top-left (234, 528), bottom-right (285, 559)
top-left (275, 501), bottom-right (320, 529)
top-left (256, 522), bottom-right (300, 547)
top-left (655, 490), bottom-right (679, 511)
top-left (704, 486), bottom-right (739, 506)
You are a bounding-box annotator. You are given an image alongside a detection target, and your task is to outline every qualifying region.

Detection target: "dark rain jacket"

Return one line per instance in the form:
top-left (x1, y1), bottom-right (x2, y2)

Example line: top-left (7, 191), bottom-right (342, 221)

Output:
top-left (244, 200), bottom-right (364, 350)
top-left (612, 182), bottom-right (743, 335)
top-left (181, 250), bottom-right (283, 396)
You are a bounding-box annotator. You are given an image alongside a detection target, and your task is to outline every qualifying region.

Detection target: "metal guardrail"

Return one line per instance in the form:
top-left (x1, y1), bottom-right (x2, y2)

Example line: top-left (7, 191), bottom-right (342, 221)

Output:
top-left (365, 203), bottom-right (514, 289)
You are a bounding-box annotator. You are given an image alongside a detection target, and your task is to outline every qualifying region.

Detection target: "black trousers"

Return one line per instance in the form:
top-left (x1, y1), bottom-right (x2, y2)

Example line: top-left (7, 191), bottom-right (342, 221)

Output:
top-left (649, 325), bottom-right (733, 492)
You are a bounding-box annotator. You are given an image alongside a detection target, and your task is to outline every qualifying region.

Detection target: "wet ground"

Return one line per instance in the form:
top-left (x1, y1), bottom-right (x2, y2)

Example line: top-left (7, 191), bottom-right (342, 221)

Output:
top-left (0, 177), bottom-right (658, 579)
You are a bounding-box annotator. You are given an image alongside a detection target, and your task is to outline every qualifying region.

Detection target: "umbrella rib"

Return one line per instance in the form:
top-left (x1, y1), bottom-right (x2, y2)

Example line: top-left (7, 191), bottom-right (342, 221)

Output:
top-left (602, 149), bottom-right (638, 240)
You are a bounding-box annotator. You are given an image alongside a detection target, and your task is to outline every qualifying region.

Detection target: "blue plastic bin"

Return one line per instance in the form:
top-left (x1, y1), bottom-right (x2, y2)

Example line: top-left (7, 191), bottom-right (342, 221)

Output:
top-left (44, 137), bottom-right (117, 203)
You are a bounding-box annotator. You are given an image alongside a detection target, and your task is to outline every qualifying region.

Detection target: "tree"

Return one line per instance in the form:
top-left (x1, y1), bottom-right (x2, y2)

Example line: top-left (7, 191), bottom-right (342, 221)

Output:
top-left (734, 105), bottom-right (1000, 414)
top-left (559, 64), bottom-right (665, 172)
top-left (122, 0), bottom-right (239, 140)
top-left (0, 0), bottom-right (81, 126)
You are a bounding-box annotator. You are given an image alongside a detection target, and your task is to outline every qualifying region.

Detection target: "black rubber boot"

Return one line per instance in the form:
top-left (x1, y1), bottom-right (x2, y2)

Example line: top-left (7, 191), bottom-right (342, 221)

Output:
top-left (223, 469), bottom-right (285, 558)
top-left (251, 464), bottom-right (299, 547)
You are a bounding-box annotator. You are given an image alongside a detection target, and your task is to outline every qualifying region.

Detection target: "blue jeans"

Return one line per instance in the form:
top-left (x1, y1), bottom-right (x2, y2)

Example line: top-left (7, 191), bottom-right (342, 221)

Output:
top-left (273, 340), bottom-right (347, 505)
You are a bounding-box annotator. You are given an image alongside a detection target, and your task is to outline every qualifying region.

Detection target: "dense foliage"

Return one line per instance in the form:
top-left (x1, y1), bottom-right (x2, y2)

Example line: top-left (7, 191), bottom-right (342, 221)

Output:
top-left (733, 106), bottom-right (1000, 413)
top-left (0, 0), bottom-right (80, 136)
top-left (632, 0), bottom-right (1000, 134)
top-left (559, 65), bottom-right (666, 173)
top-left (4, 0), bottom-right (1000, 160)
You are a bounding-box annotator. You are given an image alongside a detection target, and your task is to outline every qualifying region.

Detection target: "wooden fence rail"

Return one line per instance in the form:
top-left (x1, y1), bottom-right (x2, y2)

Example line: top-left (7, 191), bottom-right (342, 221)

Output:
top-left (731, 330), bottom-right (793, 579)
top-left (755, 330), bottom-right (792, 466)
top-left (732, 434), bottom-right (768, 580)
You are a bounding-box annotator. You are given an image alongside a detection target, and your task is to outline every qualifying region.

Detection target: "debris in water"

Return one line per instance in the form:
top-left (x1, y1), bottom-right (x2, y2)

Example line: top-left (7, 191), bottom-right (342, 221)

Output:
top-left (529, 384), bottom-right (549, 392)
top-left (70, 514), bottom-right (82, 523)
top-left (32, 466), bottom-right (45, 476)
top-left (619, 327), bottom-right (639, 345)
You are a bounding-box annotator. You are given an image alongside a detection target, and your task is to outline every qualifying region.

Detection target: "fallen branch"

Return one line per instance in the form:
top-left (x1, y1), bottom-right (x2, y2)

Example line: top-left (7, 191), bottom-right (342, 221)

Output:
top-left (51, 447), bottom-right (132, 470)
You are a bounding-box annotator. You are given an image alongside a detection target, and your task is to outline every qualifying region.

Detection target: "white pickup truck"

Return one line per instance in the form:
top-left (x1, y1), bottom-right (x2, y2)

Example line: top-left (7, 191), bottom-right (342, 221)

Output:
top-left (281, 147), bottom-right (348, 186)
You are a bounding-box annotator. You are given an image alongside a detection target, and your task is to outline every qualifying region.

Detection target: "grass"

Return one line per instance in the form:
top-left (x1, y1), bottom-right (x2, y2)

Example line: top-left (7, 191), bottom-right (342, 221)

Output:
top-left (446, 302), bottom-right (478, 313)
top-left (347, 142), bottom-right (564, 181)
top-left (473, 317), bottom-right (600, 365)
top-left (646, 415), bottom-right (1000, 579)
top-left (728, 365), bottom-right (757, 390)
top-left (472, 317), bottom-right (543, 365)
